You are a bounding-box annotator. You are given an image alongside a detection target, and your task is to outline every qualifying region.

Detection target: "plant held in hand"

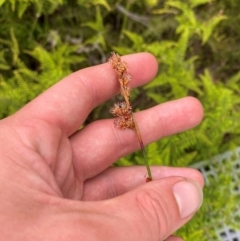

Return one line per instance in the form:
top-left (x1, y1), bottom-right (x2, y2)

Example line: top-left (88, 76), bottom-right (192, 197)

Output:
top-left (108, 52), bottom-right (152, 182)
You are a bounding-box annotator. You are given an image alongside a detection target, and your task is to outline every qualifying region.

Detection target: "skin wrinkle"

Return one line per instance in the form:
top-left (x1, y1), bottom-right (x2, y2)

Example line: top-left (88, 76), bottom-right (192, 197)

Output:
top-left (54, 135), bottom-right (72, 185)
top-left (5, 121), bottom-right (65, 197)
top-left (81, 174), bottom-right (107, 200)
top-left (49, 130), bottom-right (83, 199)
top-left (82, 169), bottom-right (119, 201)
top-left (5, 141), bottom-right (47, 187)
top-left (151, 110), bottom-right (168, 139)
top-left (153, 196), bottom-right (165, 241)
top-left (14, 121), bottom-right (70, 196)
top-left (11, 123), bottom-right (40, 154)
top-left (12, 119), bottom-right (60, 170)
top-left (27, 124), bottom-right (77, 199)
top-left (55, 154), bottom-right (73, 192)
top-left (63, 174), bottom-right (81, 200)
top-left (102, 172), bottom-right (118, 199)
top-left (67, 167), bottom-right (82, 200)
top-left (157, 191), bottom-right (173, 240)
top-left (36, 124), bottom-right (61, 171)
top-left (151, 191), bottom-right (170, 240)
top-left (134, 188), bottom-right (162, 240)
top-left (9, 154), bottom-right (60, 198)
top-left (69, 130), bottom-right (86, 183)
top-left (72, 151), bottom-right (87, 182)
top-left (82, 180), bottom-right (99, 201)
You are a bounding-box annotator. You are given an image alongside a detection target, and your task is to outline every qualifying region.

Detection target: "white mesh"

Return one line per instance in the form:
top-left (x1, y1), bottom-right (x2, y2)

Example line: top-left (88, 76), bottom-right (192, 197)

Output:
top-left (192, 147), bottom-right (240, 241)
top-left (217, 226), bottom-right (240, 241)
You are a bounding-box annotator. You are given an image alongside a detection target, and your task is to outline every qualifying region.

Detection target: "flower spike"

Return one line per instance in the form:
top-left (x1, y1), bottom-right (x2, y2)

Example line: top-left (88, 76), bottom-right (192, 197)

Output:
top-left (108, 52), bottom-right (152, 182)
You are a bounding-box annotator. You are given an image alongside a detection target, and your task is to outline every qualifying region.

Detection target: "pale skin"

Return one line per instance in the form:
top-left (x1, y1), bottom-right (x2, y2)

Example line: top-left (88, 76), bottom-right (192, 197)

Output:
top-left (0, 53), bottom-right (204, 241)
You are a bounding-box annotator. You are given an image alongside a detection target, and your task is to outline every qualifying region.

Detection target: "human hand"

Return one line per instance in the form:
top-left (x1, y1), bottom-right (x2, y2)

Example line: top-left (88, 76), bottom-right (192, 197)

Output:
top-left (0, 53), bottom-right (204, 241)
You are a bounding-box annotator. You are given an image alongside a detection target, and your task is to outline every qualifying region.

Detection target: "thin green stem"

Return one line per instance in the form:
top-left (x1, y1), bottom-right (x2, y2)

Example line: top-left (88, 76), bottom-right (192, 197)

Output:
top-left (132, 114), bottom-right (152, 181)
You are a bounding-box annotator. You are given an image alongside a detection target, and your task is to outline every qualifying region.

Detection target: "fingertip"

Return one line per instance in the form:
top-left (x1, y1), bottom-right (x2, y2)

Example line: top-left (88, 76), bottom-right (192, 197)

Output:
top-left (185, 96), bottom-right (204, 126)
top-left (140, 52), bottom-right (159, 79)
top-left (187, 168), bottom-right (205, 188)
top-left (172, 179), bottom-right (203, 219)
top-left (122, 52), bottom-right (159, 85)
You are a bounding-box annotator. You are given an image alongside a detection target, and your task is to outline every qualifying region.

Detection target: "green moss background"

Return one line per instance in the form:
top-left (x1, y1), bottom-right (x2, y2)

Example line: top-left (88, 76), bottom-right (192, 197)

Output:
top-left (0, 0), bottom-right (240, 240)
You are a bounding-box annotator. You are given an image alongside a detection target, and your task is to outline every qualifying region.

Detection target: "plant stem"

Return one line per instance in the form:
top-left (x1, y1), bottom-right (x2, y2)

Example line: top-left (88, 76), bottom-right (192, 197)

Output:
top-left (120, 83), bottom-right (152, 181)
top-left (132, 114), bottom-right (152, 181)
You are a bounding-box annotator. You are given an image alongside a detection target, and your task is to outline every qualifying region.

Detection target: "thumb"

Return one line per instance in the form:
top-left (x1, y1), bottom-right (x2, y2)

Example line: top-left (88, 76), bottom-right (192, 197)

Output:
top-left (108, 177), bottom-right (203, 241)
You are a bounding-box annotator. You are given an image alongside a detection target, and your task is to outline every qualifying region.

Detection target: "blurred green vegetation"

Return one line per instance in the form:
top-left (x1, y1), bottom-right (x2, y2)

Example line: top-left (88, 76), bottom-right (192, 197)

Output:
top-left (0, 0), bottom-right (240, 240)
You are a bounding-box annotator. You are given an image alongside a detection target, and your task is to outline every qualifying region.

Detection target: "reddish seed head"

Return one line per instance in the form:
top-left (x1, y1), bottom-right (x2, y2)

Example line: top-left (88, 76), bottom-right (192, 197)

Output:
top-left (110, 102), bottom-right (131, 117)
top-left (108, 52), bottom-right (128, 75)
top-left (114, 117), bottom-right (135, 129)
top-left (109, 52), bottom-right (135, 130)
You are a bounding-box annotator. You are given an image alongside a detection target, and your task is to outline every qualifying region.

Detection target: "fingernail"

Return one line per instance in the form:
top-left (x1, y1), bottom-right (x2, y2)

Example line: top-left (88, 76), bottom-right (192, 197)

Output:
top-left (172, 180), bottom-right (203, 219)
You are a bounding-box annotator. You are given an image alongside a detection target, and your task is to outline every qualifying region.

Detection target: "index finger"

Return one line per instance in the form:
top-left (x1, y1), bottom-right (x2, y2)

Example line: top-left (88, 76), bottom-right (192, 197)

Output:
top-left (14, 53), bottom-right (158, 136)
